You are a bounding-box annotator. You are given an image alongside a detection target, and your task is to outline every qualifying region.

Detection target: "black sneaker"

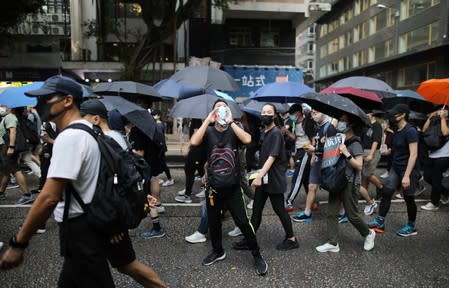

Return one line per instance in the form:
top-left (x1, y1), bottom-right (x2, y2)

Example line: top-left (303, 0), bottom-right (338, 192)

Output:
top-left (276, 238), bottom-right (299, 251)
top-left (231, 239), bottom-right (250, 250)
top-left (202, 251), bottom-right (226, 266)
top-left (253, 253), bottom-right (268, 276)
top-left (0, 193), bottom-right (6, 201)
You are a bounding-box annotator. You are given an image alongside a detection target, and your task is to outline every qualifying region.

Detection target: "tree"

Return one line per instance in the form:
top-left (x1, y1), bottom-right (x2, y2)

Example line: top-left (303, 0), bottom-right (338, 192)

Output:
top-left (0, 0), bottom-right (45, 35)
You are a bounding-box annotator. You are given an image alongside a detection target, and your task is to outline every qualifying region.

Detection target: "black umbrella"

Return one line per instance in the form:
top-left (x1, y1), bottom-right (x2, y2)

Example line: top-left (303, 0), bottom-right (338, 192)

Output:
top-left (97, 96), bottom-right (162, 144)
top-left (170, 94), bottom-right (242, 119)
top-left (382, 90), bottom-right (435, 113)
top-left (170, 66), bottom-right (239, 91)
top-left (240, 100), bottom-right (290, 117)
top-left (300, 92), bottom-right (370, 126)
top-left (94, 81), bottom-right (162, 101)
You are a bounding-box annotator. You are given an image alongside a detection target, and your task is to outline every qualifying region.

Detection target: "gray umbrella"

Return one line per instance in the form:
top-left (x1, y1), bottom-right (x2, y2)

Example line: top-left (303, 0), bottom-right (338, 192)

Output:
top-left (170, 66), bottom-right (239, 91)
top-left (170, 94), bottom-right (242, 119)
top-left (328, 76), bottom-right (396, 99)
top-left (94, 81), bottom-right (162, 101)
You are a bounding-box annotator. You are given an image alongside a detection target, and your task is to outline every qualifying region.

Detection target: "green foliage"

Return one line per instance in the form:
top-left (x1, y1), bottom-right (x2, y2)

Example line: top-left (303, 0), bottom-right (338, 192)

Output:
top-left (0, 0), bottom-right (45, 34)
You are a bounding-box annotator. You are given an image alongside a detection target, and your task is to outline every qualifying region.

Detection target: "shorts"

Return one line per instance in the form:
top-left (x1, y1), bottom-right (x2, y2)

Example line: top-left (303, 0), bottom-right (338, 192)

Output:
top-left (362, 149), bottom-right (381, 178)
top-left (309, 157), bottom-right (322, 185)
top-left (383, 167), bottom-right (420, 196)
top-left (106, 230), bottom-right (136, 268)
top-left (0, 146), bottom-right (20, 174)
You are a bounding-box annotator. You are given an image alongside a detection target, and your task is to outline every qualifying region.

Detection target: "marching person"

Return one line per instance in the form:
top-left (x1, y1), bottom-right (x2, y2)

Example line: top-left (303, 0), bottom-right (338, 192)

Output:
top-left (190, 99), bottom-right (268, 276)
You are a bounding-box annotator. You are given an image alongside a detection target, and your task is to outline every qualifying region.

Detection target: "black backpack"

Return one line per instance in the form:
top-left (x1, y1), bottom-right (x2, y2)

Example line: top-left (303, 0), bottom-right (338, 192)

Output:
top-left (321, 136), bottom-right (361, 194)
top-left (422, 116), bottom-right (448, 151)
top-left (18, 114), bottom-right (40, 146)
top-left (63, 124), bottom-right (152, 235)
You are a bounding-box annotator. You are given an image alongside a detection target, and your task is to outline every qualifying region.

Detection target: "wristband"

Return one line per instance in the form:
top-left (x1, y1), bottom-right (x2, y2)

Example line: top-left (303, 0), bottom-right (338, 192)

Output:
top-left (9, 145), bottom-right (15, 149)
top-left (346, 154), bottom-right (353, 160)
top-left (9, 235), bottom-right (28, 249)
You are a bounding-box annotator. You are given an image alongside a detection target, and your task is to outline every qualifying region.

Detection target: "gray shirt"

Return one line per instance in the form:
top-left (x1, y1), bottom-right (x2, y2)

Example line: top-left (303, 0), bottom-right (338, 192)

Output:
top-left (345, 138), bottom-right (364, 186)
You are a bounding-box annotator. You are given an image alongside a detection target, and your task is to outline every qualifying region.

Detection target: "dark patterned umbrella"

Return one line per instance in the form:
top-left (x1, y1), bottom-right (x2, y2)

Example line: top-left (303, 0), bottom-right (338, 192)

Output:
top-left (170, 94), bottom-right (242, 119)
top-left (326, 76), bottom-right (395, 99)
top-left (170, 66), bottom-right (239, 91)
top-left (94, 81), bottom-right (162, 101)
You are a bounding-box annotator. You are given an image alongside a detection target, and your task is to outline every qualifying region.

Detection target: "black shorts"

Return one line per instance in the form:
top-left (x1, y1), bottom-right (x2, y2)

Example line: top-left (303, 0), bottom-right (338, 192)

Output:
top-left (106, 230), bottom-right (136, 268)
top-left (0, 146), bottom-right (20, 174)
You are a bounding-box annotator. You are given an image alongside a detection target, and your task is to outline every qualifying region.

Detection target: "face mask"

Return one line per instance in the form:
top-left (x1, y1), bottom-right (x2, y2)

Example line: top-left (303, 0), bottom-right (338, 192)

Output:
top-left (337, 121), bottom-right (348, 132)
top-left (289, 114), bottom-right (297, 122)
top-left (260, 115), bottom-right (274, 126)
top-left (153, 115), bottom-right (160, 120)
top-left (0, 107), bottom-right (7, 117)
top-left (36, 96), bottom-right (67, 122)
top-left (312, 113), bottom-right (323, 123)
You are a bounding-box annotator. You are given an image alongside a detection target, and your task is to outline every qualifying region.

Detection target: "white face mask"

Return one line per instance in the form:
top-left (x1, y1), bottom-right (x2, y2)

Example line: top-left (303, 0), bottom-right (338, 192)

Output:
top-left (312, 113), bottom-right (324, 123)
top-left (0, 107), bottom-right (7, 117)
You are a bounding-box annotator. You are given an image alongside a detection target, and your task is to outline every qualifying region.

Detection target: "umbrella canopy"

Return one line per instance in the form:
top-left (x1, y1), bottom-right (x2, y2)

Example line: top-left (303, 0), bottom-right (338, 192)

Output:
top-left (170, 94), bottom-right (242, 119)
top-left (154, 79), bottom-right (205, 100)
top-left (170, 66), bottom-right (239, 91)
top-left (320, 86), bottom-right (382, 110)
top-left (328, 76), bottom-right (396, 99)
top-left (97, 96), bottom-right (161, 143)
top-left (212, 90), bottom-right (235, 102)
top-left (300, 92), bottom-right (370, 126)
top-left (94, 81), bottom-right (162, 101)
top-left (417, 78), bottom-right (449, 105)
top-left (250, 81), bottom-right (314, 103)
top-left (381, 90), bottom-right (435, 113)
top-left (240, 100), bottom-right (289, 117)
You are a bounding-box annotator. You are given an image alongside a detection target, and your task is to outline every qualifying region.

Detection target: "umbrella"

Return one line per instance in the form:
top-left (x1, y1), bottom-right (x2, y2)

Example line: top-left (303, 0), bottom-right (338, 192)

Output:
top-left (381, 90), bottom-right (435, 113)
top-left (170, 66), bottom-right (239, 91)
top-left (239, 100), bottom-right (290, 117)
top-left (97, 96), bottom-right (161, 143)
top-left (94, 81), bottom-right (162, 101)
top-left (250, 81), bottom-right (314, 103)
top-left (170, 94), bottom-right (242, 119)
top-left (154, 79), bottom-right (205, 100)
top-left (320, 86), bottom-right (382, 110)
top-left (212, 90), bottom-right (235, 102)
top-left (327, 76), bottom-right (396, 99)
top-left (417, 78), bottom-right (449, 106)
top-left (300, 92), bottom-right (370, 126)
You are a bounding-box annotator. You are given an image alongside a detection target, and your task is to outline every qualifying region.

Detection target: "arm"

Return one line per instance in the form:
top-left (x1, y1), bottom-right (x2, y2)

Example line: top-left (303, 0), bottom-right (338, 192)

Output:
top-left (252, 156), bottom-right (276, 187)
top-left (365, 141), bottom-right (379, 162)
top-left (229, 122), bottom-right (251, 145)
top-left (340, 144), bottom-right (363, 171)
top-left (440, 112), bottom-right (449, 136)
top-left (402, 142), bottom-right (418, 189)
top-left (7, 127), bottom-right (17, 156)
top-left (190, 111), bottom-right (215, 146)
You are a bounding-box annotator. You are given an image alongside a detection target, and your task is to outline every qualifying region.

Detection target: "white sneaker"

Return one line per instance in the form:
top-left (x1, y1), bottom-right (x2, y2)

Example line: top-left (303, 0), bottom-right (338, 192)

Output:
top-left (247, 200), bottom-right (254, 209)
top-left (440, 195), bottom-right (449, 205)
top-left (421, 202), bottom-right (439, 211)
top-left (395, 193), bottom-right (403, 199)
top-left (162, 179), bottom-right (175, 187)
top-left (195, 188), bottom-right (206, 198)
top-left (177, 189), bottom-right (186, 196)
top-left (443, 168), bottom-right (449, 178)
top-left (364, 229), bottom-right (376, 251)
top-left (380, 171), bottom-right (389, 178)
top-left (158, 179), bottom-right (164, 185)
top-left (156, 205), bottom-right (166, 213)
top-left (228, 227), bottom-right (242, 237)
top-left (414, 185), bottom-right (426, 196)
top-left (363, 202), bottom-right (378, 216)
top-left (175, 195), bottom-right (192, 203)
top-left (316, 242), bottom-right (340, 253)
top-left (185, 231), bottom-right (207, 243)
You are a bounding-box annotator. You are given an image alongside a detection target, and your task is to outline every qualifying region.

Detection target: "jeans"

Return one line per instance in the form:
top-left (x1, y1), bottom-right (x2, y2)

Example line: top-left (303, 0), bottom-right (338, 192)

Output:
top-left (198, 200), bottom-right (208, 235)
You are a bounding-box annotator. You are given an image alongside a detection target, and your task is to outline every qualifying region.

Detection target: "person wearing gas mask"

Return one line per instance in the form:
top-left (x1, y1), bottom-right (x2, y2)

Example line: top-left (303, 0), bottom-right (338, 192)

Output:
top-left (190, 99), bottom-right (268, 276)
top-left (292, 109), bottom-right (337, 223)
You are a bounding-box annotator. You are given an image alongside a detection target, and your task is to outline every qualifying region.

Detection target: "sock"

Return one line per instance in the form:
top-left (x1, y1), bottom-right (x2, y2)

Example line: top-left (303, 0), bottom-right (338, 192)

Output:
top-left (151, 216), bottom-right (161, 231)
top-left (304, 208), bottom-right (311, 216)
top-left (338, 207), bottom-right (345, 216)
top-left (377, 216), bottom-right (385, 224)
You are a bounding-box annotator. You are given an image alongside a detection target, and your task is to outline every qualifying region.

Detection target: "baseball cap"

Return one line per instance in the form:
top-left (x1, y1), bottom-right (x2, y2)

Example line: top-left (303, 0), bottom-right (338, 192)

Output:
top-left (388, 103), bottom-right (410, 115)
top-left (288, 103), bottom-right (302, 114)
top-left (80, 99), bottom-right (108, 119)
top-left (25, 75), bottom-right (83, 100)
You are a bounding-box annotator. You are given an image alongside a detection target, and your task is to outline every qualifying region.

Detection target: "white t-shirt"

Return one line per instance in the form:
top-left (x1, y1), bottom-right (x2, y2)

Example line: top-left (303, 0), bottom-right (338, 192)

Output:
top-left (105, 130), bottom-right (128, 150)
top-left (429, 140), bottom-right (449, 159)
top-left (49, 120), bottom-right (101, 222)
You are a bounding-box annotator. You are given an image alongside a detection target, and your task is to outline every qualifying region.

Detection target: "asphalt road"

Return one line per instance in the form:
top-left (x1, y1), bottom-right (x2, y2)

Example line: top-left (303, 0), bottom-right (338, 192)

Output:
top-left (1, 168), bottom-right (448, 287)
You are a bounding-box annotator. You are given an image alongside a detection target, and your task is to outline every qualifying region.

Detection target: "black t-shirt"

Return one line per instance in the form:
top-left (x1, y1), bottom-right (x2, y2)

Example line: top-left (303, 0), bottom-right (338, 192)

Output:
top-left (259, 126), bottom-right (287, 194)
top-left (314, 121), bottom-right (337, 156)
top-left (392, 123), bottom-right (418, 171)
top-left (362, 121), bottom-right (383, 150)
top-left (128, 126), bottom-right (163, 176)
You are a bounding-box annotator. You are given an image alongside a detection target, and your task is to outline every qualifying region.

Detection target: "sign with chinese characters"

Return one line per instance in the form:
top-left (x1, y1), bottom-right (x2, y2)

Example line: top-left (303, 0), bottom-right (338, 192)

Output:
top-left (223, 66), bottom-right (303, 98)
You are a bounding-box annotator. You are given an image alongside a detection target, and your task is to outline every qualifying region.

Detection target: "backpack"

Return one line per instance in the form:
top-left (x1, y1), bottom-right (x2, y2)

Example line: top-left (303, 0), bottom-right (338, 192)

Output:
top-left (422, 116), bottom-right (448, 151)
top-left (17, 115), bottom-right (40, 147)
top-left (206, 129), bottom-right (240, 189)
top-left (63, 124), bottom-right (152, 235)
top-left (321, 136), bottom-right (361, 194)
top-left (2, 117), bottom-right (30, 153)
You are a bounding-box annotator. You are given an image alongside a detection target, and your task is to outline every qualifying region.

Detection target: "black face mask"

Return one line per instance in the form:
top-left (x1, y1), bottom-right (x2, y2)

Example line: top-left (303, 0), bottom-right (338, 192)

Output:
top-left (260, 115), bottom-right (274, 126)
top-left (36, 96), bottom-right (67, 122)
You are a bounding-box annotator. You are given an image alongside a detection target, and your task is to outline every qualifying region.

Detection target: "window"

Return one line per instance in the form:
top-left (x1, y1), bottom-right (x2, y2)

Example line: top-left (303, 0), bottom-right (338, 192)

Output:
top-left (307, 60), bottom-right (313, 69)
top-left (397, 62), bottom-right (436, 88)
top-left (320, 24), bottom-right (328, 37)
top-left (372, 39), bottom-right (393, 61)
top-left (354, 0), bottom-right (361, 16)
top-left (346, 31), bottom-right (353, 46)
top-left (328, 38), bottom-right (339, 54)
top-left (400, 0), bottom-right (440, 20)
top-left (260, 29), bottom-right (280, 47)
top-left (339, 35), bottom-right (345, 49)
top-left (320, 45), bottom-right (328, 57)
top-left (228, 27), bottom-right (253, 47)
top-left (362, 0), bottom-right (371, 11)
top-left (361, 21), bottom-right (369, 39)
top-left (47, 0), bottom-right (66, 14)
top-left (369, 16), bottom-right (376, 35)
top-left (376, 10), bottom-right (387, 31)
top-left (307, 43), bottom-right (314, 53)
top-left (399, 22), bottom-right (439, 53)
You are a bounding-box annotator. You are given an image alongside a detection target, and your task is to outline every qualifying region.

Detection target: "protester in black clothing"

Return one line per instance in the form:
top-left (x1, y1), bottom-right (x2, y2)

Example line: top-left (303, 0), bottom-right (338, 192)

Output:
top-left (151, 109), bottom-right (174, 187)
top-left (249, 103), bottom-right (299, 250)
top-left (190, 99), bottom-right (268, 276)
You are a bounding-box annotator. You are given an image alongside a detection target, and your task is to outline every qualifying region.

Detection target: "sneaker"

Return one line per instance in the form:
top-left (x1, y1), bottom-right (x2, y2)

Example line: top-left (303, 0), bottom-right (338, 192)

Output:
top-left (36, 228), bottom-right (46, 234)
top-left (364, 202), bottom-right (378, 216)
top-left (380, 171), bottom-right (389, 178)
top-left (364, 229), bottom-right (376, 251)
top-left (276, 238), bottom-right (299, 251)
top-left (175, 195), bottom-right (192, 203)
top-left (6, 183), bottom-right (19, 190)
top-left (0, 193), bottom-right (6, 201)
top-left (286, 170), bottom-right (294, 177)
top-left (143, 228), bottom-right (166, 239)
top-left (414, 185), bottom-right (426, 196)
top-left (247, 200), bottom-right (254, 209)
top-left (156, 205), bottom-right (166, 213)
top-left (231, 239), bottom-right (250, 250)
top-left (292, 211), bottom-right (312, 223)
top-left (395, 193), bottom-right (403, 199)
top-left (228, 227), bottom-right (242, 237)
top-left (254, 253), bottom-right (268, 276)
top-left (421, 202), bottom-right (439, 211)
top-left (338, 214), bottom-right (349, 224)
top-left (440, 195), bottom-right (449, 205)
top-left (195, 188), bottom-right (206, 198)
top-left (194, 175), bottom-right (202, 181)
top-left (202, 251), bottom-right (226, 266)
top-left (162, 179), bottom-right (175, 187)
top-left (367, 217), bottom-right (385, 233)
top-left (10, 175), bottom-right (16, 184)
top-left (0, 241), bottom-right (3, 250)
top-left (15, 194), bottom-right (36, 205)
top-left (185, 231), bottom-right (207, 243)
top-left (443, 168), bottom-right (449, 178)
top-left (285, 204), bottom-right (294, 212)
top-left (396, 223), bottom-right (417, 237)
top-left (177, 189), bottom-right (186, 196)
top-left (158, 179), bottom-right (164, 185)
top-left (316, 242), bottom-right (340, 253)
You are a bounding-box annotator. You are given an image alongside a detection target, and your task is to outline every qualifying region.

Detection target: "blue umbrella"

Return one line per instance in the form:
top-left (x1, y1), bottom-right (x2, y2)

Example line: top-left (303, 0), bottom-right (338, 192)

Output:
top-left (0, 83), bottom-right (41, 108)
top-left (250, 81), bottom-right (314, 103)
top-left (154, 79), bottom-right (205, 100)
top-left (212, 90), bottom-right (235, 103)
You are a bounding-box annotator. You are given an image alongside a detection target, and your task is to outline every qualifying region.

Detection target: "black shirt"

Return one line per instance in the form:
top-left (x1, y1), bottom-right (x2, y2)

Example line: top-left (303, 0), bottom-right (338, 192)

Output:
top-left (128, 127), bottom-right (163, 176)
top-left (392, 123), bottom-right (418, 171)
top-left (362, 121), bottom-right (383, 150)
top-left (259, 126), bottom-right (287, 194)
